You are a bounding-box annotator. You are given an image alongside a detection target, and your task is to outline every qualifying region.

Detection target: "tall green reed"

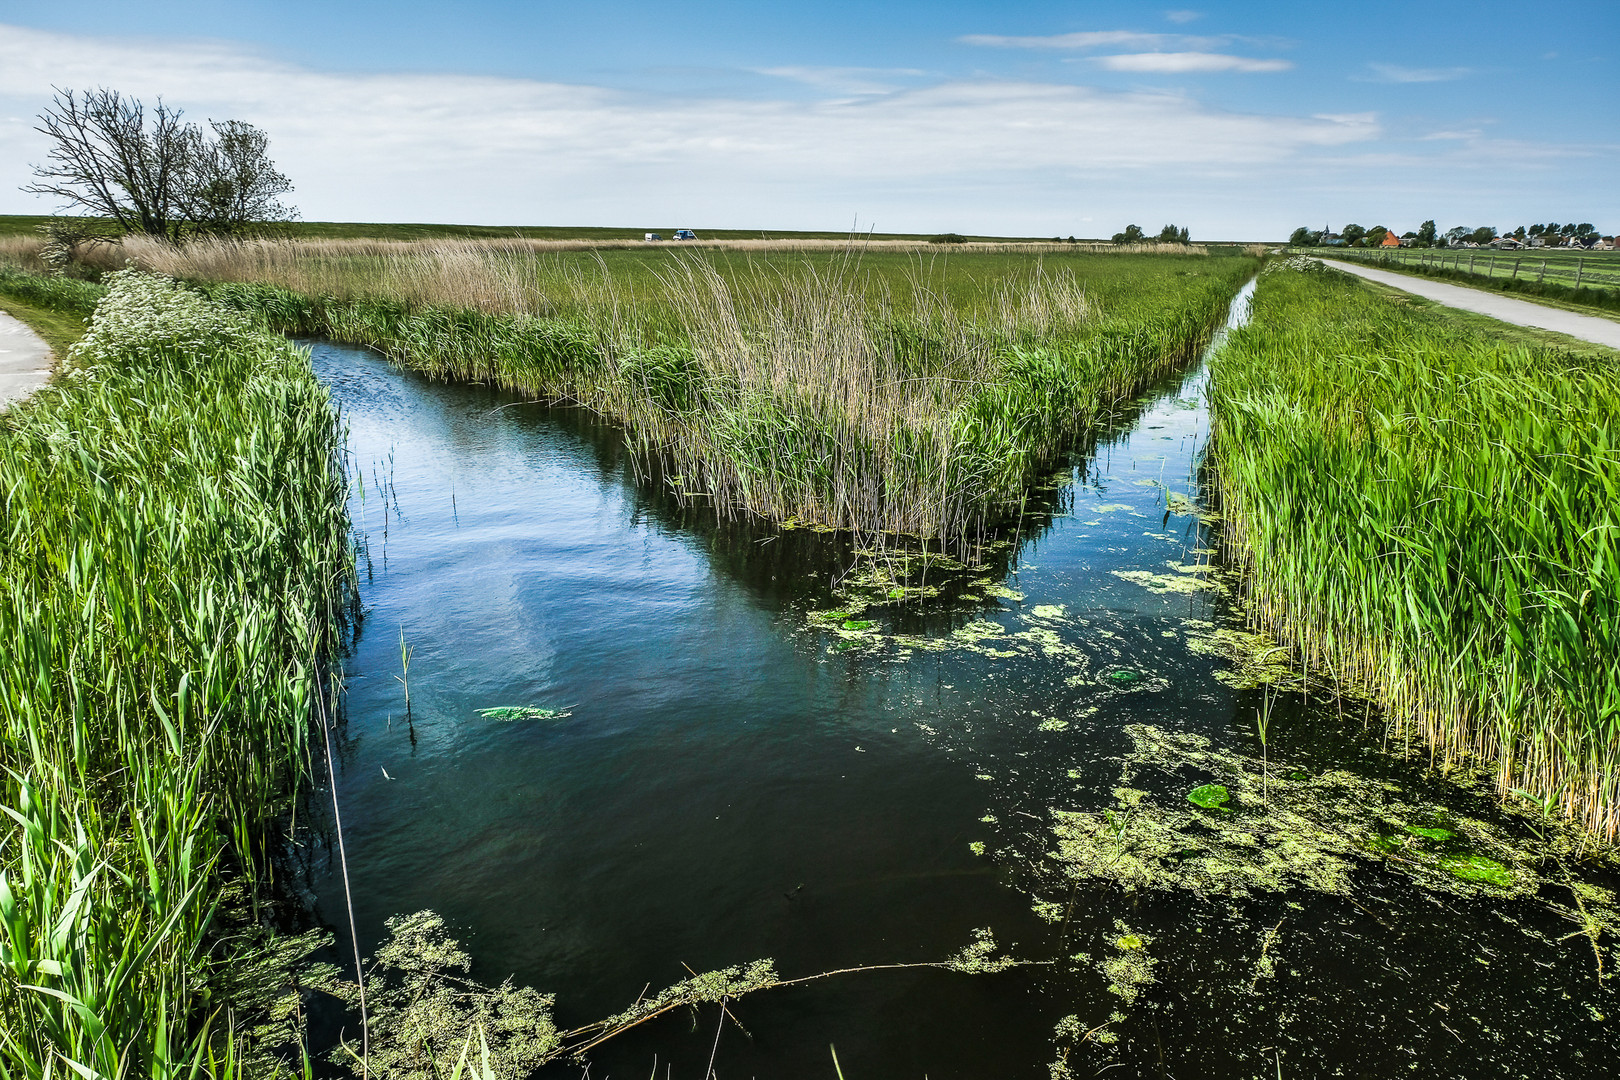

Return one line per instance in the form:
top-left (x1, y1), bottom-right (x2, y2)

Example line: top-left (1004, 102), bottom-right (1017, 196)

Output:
top-left (0, 270), bottom-right (355, 1077)
top-left (1211, 263), bottom-right (1620, 839)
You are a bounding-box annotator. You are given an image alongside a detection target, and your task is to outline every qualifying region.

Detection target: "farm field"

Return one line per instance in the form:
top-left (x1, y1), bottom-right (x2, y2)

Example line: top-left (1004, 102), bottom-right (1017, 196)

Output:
top-left (0, 212), bottom-right (1092, 244)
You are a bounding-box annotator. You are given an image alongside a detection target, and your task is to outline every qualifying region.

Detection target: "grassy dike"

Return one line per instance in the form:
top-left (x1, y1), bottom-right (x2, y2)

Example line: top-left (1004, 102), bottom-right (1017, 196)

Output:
top-left (191, 246), bottom-right (1256, 552)
top-left (1210, 259), bottom-right (1620, 839)
top-left (0, 270), bottom-right (355, 1077)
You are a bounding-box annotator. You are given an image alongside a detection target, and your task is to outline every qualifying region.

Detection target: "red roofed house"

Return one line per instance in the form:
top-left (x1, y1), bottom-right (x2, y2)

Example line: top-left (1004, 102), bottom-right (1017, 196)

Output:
top-left (1380, 229), bottom-right (1402, 248)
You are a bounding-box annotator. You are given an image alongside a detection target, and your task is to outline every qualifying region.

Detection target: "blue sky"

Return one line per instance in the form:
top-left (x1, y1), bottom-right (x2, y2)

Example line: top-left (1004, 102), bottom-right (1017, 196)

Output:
top-left (0, 1), bottom-right (1614, 237)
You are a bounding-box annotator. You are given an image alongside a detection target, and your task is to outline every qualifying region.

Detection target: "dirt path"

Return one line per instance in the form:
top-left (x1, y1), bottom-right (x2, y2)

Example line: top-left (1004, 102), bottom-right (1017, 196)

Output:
top-left (1325, 260), bottom-right (1620, 350)
top-left (0, 309), bottom-right (53, 408)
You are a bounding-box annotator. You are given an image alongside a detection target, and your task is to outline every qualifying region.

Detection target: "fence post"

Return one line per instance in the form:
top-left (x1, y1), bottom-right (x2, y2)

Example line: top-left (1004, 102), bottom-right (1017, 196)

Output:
top-left (1575, 258), bottom-right (1584, 288)
top-left (1539, 259), bottom-right (1546, 283)
top-left (1511, 259), bottom-right (1520, 281)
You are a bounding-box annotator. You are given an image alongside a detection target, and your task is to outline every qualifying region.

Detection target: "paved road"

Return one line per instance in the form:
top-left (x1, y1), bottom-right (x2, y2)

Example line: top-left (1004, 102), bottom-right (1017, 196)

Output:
top-left (1325, 260), bottom-right (1620, 350)
top-left (0, 309), bottom-right (52, 408)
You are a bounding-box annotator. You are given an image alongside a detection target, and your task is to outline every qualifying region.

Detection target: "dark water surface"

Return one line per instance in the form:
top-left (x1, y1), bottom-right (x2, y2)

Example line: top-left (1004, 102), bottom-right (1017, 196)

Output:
top-left (302, 282), bottom-right (1618, 1079)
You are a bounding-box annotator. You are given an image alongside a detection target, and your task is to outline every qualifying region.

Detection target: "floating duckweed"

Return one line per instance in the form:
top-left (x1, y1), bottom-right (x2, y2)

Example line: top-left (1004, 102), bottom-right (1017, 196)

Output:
top-left (841, 619), bottom-right (874, 631)
top-left (1039, 718), bottom-right (1072, 732)
top-left (1187, 784), bottom-right (1231, 811)
top-left (969, 841), bottom-right (987, 856)
top-left (1048, 725), bottom-right (1546, 900)
top-left (982, 584), bottom-right (1026, 601)
top-left (1164, 491), bottom-right (1197, 516)
top-left (1030, 604), bottom-right (1067, 619)
top-left (1110, 568), bottom-right (1205, 595)
top-left (1101, 920), bottom-right (1156, 1004)
top-left (1404, 825), bottom-right (1455, 842)
top-left (1184, 625), bottom-right (1305, 691)
top-left (1106, 669), bottom-right (1142, 684)
top-left (476, 706), bottom-right (573, 721)
top-left (945, 928), bottom-right (1017, 973)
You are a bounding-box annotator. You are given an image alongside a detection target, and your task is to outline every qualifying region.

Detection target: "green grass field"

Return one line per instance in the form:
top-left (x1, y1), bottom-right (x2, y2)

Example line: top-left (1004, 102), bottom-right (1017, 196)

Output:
top-left (0, 212), bottom-right (1094, 244)
top-left (1211, 259), bottom-right (1620, 839)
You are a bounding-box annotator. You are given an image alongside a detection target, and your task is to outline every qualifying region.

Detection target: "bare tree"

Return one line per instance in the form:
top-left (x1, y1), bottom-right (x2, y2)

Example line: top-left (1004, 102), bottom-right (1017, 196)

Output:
top-left (24, 87), bottom-right (296, 242)
top-left (177, 120), bottom-right (296, 236)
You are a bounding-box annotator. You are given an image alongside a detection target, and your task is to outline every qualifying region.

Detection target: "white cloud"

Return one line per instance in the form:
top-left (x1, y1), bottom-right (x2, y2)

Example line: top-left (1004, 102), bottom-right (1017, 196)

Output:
top-left (1092, 52), bottom-right (1293, 74)
top-left (1364, 63), bottom-right (1471, 83)
top-left (1165, 10), bottom-right (1203, 23)
top-left (753, 66), bottom-right (926, 96)
top-left (2, 22), bottom-right (1604, 237)
top-left (959, 30), bottom-right (1219, 51)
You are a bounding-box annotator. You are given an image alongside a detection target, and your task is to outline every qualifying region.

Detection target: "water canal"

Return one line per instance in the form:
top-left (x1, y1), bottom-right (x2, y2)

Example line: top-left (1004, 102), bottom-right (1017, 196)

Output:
top-left (299, 279), bottom-right (1618, 1078)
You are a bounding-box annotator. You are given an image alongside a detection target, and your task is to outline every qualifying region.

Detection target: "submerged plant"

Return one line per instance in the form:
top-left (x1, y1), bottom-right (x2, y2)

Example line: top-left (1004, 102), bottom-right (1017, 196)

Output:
top-left (475, 706), bottom-right (574, 721)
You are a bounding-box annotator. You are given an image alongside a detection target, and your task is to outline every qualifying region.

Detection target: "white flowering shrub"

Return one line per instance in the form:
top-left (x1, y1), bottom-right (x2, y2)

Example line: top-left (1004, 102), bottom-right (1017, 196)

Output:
top-left (69, 268), bottom-right (257, 367)
top-left (1260, 255), bottom-right (1334, 278)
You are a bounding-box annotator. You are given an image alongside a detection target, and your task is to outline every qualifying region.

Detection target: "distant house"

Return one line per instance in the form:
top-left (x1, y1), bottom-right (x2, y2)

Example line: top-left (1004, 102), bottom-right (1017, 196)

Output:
top-left (1595, 237), bottom-right (1615, 251)
top-left (1379, 230), bottom-right (1401, 248)
top-left (1488, 237), bottom-right (1523, 249)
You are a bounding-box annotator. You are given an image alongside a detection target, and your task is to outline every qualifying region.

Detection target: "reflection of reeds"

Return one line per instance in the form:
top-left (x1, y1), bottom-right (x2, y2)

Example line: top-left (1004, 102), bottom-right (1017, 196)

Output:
top-left (167, 239), bottom-right (1251, 551)
top-left (1212, 266), bottom-right (1620, 840)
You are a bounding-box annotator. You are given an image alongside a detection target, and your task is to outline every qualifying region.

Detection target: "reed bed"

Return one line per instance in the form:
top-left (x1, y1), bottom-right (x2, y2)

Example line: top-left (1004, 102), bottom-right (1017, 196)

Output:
top-left (151, 238), bottom-right (1253, 551)
top-left (0, 269), bottom-right (354, 1077)
top-left (1210, 262), bottom-right (1620, 839)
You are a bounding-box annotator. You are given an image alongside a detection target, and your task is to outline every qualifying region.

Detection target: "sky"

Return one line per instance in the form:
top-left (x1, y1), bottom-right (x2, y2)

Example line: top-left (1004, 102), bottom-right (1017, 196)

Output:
top-left (0, 1), bottom-right (1614, 238)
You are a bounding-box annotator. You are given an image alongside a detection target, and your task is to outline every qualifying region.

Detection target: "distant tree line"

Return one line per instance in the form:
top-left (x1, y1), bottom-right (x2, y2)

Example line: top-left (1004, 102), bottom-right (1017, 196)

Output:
top-left (1112, 223), bottom-right (1191, 244)
top-left (23, 86), bottom-right (297, 244)
top-left (1290, 219), bottom-right (1607, 249)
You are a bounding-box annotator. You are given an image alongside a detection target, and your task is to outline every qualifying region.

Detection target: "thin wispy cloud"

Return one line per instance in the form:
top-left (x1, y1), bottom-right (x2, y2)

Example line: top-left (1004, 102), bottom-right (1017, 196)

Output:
top-left (960, 30), bottom-right (1225, 51)
top-left (1364, 63), bottom-right (1471, 83)
top-left (754, 66), bottom-right (926, 96)
top-left (1165, 10), bottom-right (1203, 23)
top-left (1092, 52), bottom-right (1292, 74)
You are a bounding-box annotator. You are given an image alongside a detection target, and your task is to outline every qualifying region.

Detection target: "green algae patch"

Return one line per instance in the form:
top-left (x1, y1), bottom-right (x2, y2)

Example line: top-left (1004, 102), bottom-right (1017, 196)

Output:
top-left (1101, 920), bottom-right (1156, 1004)
top-left (1047, 725), bottom-right (1544, 901)
top-left (1110, 568), bottom-right (1205, 595)
top-left (1030, 604), bottom-right (1067, 619)
top-left (981, 583), bottom-right (1026, 601)
top-left (1439, 854), bottom-right (1513, 888)
top-left (477, 706), bottom-right (573, 721)
top-left (1183, 624), bottom-right (1305, 691)
top-left (841, 619), bottom-right (874, 631)
top-left (1187, 784), bottom-right (1231, 811)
